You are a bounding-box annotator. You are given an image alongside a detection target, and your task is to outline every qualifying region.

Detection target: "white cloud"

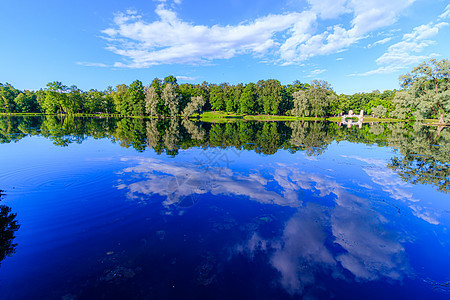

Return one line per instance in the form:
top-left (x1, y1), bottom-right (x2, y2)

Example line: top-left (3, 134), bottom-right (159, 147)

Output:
top-left (76, 61), bottom-right (109, 67)
top-left (306, 68), bottom-right (326, 77)
top-left (307, 0), bottom-right (350, 19)
top-left (311, 68), bottom-right (326, 75)
top-left (351, 20), bottom-right (448, 76)
top-left (349, 65), bottom-right (403, 76)
top-left (403, 22), bottom-right (448, 40)
top-left (102, 4), bottom-right (305, 68)
top-left (347, 0), bottom-right (415, 36)
top-left (280, 0), bottom-right (416, 63)
top-left (94, 0), bottom-right (416, 68)
top-left (367, 37), bottom-right (392, 48)
top-left (439, 4), bottom-right (450, 19)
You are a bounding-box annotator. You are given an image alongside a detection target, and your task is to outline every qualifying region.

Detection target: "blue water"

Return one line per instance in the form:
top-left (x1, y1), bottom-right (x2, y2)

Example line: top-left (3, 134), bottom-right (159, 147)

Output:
top-left (0, 117), bottom-right (449, 299)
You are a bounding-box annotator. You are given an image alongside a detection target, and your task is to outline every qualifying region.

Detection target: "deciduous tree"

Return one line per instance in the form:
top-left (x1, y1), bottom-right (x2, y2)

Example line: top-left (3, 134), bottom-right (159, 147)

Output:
top-left (399, 59), bottom-right (450, 123)
top-left (182, 96), bottom-right (205, 117)
top-left (162, 83), bottom-right (180, 117)
top-left (145, 86), bottom-right (159, 117)
top-left (292, 90), bottom-right (309, 117)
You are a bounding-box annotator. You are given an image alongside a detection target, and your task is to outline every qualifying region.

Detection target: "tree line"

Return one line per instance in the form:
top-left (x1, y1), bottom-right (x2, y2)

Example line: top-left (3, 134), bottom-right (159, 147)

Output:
top-left (1, 59), bottom-right (448, 121)
top-left (0, 78), bottom-right (397, 117)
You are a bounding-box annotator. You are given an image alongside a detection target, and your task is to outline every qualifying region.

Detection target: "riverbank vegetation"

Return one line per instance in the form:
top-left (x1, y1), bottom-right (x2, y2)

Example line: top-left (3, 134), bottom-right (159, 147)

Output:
top-left (1, 59), bottom-right (448, 123)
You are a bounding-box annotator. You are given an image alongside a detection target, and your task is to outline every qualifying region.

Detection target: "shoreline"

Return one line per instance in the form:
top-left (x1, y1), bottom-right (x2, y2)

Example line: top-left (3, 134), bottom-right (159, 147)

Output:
top-left (0, 112), bottom-right (445, 125)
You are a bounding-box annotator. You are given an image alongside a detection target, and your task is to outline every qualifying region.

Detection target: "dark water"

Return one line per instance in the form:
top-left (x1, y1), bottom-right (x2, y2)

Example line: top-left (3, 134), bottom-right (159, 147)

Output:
top-left (0, 116), bottom-right (449, 299)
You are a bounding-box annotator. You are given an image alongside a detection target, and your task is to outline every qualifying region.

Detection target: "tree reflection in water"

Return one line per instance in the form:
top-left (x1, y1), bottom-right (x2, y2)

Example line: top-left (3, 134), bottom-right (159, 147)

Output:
top-left (388, 124), bottom-right (450, 193)
top-left (0, 190), bottom-right (20, 267)
top-left (0, 115), bottom-right (448, 193)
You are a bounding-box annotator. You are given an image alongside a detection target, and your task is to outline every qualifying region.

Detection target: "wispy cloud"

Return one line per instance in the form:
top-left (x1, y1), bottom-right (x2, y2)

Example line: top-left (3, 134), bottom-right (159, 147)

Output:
top-left (349, 65), bottom-right (404, 76)
top-left (306, 68), bottom-right (326, 77)
top-left (76, 61), bottom-right (109, 67)
top-left (94, 0), bottom-right (416, 68)
top-left (439, 4), bottom-right (450, 19)
top-left (367, 37), bottom-right (393, 48)
top-left (350, 16), bottom-right (448, 76)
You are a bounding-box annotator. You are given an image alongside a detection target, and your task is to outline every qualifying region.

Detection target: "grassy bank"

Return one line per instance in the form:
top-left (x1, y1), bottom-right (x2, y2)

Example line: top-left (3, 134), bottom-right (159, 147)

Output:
top-left (1, 111), bottom-right (445, 125)
top-left (327, 116), bottom-right (406, 123)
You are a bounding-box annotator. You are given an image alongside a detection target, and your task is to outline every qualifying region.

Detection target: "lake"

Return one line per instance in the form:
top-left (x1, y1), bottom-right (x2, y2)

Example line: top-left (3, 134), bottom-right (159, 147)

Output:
top-left (0, 116), bottom-right (449, 299)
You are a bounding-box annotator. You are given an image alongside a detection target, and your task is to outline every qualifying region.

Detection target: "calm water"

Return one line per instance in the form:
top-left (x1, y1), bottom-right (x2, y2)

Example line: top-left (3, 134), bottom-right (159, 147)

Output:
top-left (0, 116), bottom-right (449, 299)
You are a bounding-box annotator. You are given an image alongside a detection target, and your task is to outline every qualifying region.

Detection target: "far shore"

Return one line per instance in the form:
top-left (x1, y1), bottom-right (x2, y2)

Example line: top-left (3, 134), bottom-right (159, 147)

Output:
top-left (0, 111), bottom-right (447, 126)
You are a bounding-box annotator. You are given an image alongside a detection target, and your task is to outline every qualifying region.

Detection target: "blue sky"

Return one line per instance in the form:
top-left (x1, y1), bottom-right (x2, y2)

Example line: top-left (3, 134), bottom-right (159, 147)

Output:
top-left (0, 0), bottom-right (449, 94)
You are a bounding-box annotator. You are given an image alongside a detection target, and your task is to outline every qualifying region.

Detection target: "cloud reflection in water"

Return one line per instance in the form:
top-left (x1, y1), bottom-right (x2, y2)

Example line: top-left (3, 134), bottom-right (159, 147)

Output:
top-left (116, 155), bottom-right (417, 295)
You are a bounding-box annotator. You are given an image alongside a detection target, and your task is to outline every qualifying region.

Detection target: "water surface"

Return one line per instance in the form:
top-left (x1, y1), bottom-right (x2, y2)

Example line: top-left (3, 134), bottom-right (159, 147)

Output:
top-left (0, 116), bottom-right (449, 299)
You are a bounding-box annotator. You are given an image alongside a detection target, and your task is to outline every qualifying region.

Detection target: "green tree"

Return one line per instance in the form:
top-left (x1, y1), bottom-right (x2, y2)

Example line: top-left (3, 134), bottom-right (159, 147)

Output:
top-left (226, 84), bottom-right (243, 113)
top-left (390, 91), bottom-right (411, 119)
top-left (84, 89), bottom-right (104, 114)
top-left (0, 83), bottom-right (20, 113)
top-left (145, 86), bottom-right (159, 117)
top-left (44, 82), bottom-right (69, 114)
top-left (182, 96), bottom-right (205, 117)
top-left (112, 84), bottom-right (128, 115)
top-left (13, 93), bottom-right (37, 113)
top-left (306, 80), bottom-right (337, 117)
top-left (67, 85), bottom-right (83, 113)
top-left (239, 83), bottom-right (257, 114)
top-left (372, 105), bottom-right (387, 118)
top-left (259, 79), bottom-right (286, 115)
top-left (399, 59), bottom-right (450, 123)
top-left (150, 78), bottom-right (167, 116)
top-left (127, 80), bottom-right (145, 116)
top-left (164, 75), bottom-right (178, 86)
top-left (162, 83), bottom-right (180, 117)
top-left (210, 85), bottom-right (226, 111)
top-left (292, 90), bottom-right (309, 117)
top-left (34, 89), bottom-right (46, 113)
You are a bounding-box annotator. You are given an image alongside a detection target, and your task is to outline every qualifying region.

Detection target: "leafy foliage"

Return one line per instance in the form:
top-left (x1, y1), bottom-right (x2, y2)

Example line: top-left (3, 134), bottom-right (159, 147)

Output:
top-left (399, 59), bottom-right (450, 123)
top-left (162, 83), bottom-right (180, 117)
top-left (372, 105), bottom-right (387, 118)
top-left (182, 96), bottom-right (205, 117)
top-left (145, 86), bottom-right (159, 117)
